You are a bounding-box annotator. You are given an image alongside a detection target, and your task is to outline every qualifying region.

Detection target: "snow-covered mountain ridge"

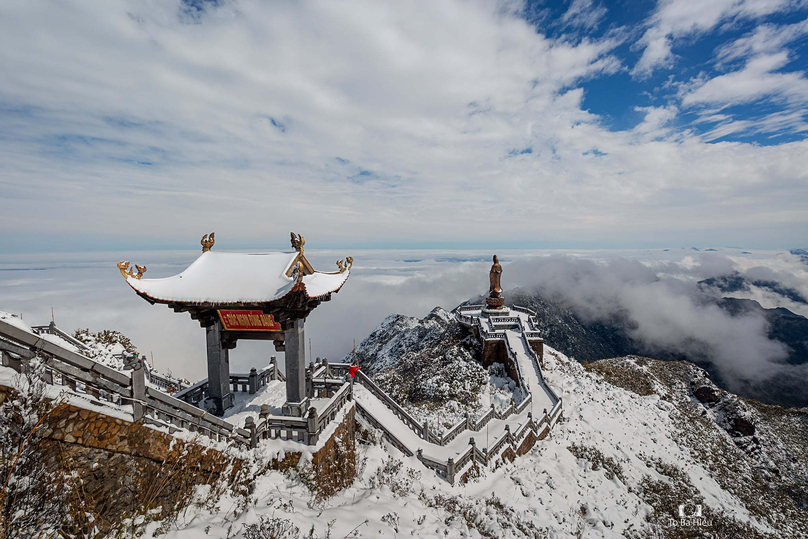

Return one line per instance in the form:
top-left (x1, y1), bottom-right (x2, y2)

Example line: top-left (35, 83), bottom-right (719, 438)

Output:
top-left (331, 306), bottom-right (808, 538)
top-left (152, 328), bottom-right (807, 538)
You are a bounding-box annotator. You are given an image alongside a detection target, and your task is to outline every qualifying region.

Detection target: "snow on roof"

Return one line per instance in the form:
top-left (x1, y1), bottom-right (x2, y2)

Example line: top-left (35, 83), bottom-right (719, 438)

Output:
top-left (125, 251), bottom-right (349, 305)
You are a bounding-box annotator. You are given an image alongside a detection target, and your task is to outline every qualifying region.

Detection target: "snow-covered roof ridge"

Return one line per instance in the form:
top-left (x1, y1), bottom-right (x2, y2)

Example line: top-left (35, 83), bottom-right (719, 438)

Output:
top-left (123, 249), bottom-right (350, 306)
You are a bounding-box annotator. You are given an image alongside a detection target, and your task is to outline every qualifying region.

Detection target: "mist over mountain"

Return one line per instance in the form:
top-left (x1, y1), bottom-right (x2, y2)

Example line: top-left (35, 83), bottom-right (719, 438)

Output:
top-left (477, 279), bottom-right (808, 408)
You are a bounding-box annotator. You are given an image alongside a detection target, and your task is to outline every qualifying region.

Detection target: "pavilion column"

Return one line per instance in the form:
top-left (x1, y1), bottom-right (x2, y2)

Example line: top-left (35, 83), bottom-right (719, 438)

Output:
top-left (204, 320), bottom-right (234, 416)
top-left (282, 318), bottom-right (309, 417)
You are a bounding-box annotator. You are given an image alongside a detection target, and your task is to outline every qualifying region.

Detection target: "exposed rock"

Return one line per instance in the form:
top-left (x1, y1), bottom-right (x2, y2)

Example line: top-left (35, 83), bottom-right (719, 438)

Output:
top-left (731, 416), bottom-right (756, 437)
top-left (693, 384), bottom-right (721, 404)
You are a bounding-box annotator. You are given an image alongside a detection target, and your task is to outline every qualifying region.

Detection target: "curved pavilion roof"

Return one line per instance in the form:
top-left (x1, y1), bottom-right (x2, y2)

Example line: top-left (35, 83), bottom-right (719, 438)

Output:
top-left (125, 251), bottom-right (349, 306)
top-left (118, 233), bottom-right (352, 332)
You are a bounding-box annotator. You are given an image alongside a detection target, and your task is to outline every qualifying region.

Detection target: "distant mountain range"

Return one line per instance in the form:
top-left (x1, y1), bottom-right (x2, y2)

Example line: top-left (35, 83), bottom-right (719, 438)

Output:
top-left (791, 249), bottom-right (808, 265)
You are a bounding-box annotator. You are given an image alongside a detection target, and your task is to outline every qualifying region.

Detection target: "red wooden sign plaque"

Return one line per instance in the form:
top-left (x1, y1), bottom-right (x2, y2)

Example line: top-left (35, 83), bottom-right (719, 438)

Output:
top-left (218, 310), bottom-right (281, 332)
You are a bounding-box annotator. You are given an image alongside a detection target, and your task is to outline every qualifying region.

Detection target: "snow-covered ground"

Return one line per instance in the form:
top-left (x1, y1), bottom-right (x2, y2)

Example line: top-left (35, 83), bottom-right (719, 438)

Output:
top-left (145, 344), bottom-right (794, 538)
top-left (4, 310), bottom-right (803, 537)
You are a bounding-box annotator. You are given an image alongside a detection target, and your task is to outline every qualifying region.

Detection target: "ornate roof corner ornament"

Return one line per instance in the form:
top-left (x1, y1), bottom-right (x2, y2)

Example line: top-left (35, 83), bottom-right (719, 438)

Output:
top-left (117, 261), bottom-right (147, 280)
top-left (291, 280), bottom-right (307, 293)
top-left (290, 232), bottom-right (305, 253)
top-left (290, 259), bottom-right (305, 283)
top-left (201, 232), bottom-right (215, 252)
top-left (336, 256), bottom-right (354, 273)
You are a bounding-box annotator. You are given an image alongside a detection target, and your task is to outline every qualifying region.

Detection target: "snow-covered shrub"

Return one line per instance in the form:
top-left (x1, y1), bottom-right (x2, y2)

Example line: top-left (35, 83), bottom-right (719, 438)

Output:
top-left (0, 364), bottom-right (72, 538)
top-left (380, 511), bottom-right (399, 533)
top-left (567, 443), bottom-right (626, 482)
top-left (418, 491), bottom-right (547, 539)
top-left (73, 328), bottom-right (135, 359)
top-left (242, 516), bottom-right (300, 539)
top-left (350, 307), bottom-right (520, 435)
top-left (369, 457), bottom-right (420, 498)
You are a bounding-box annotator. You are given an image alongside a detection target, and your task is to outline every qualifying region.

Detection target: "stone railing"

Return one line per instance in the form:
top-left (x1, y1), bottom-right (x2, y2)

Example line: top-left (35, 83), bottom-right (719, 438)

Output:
top-left (437, 402), bottom-right (563, 484)
top-left (174, 359), bottom-right (283, 407)
top-left (244, 379), bottom-right (354, 447)
top-left (511, 305), bottom-right (537, 316)
top-left (355, 401), bottom-right (414, 457)
top-left (461, 316), bottom-right (507, 341)
top-left (330, 359), bottom-right (533, 450)
top-left (0, 318), bottom-right (254, 449)
top-left (338, 366), bottom-right (426, 436)
top-left (230, 366), bottom-right (275, 394)
top-left (31, 322), bottom-right (90, 352)
top-left (173, 378), bottom-right (208, 407)
top-left (0, 319), bottom-right (352, 450)
top-left (339, 303), bottom-right (562, 483)
top-left (144, 369), bottom-right (188, 393)
top-left (489, 316), bottom-right (520, 327)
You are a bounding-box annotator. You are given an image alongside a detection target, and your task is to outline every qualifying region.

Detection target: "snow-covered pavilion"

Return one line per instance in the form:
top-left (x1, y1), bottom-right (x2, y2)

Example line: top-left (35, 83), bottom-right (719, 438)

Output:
top-left (117, 232), bottom-right (351, 416)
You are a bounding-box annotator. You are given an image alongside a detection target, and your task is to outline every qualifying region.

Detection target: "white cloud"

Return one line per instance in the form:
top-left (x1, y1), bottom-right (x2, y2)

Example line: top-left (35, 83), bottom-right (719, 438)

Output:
top-left (715, 19), bottom-right (808, 65)
top-left (681, 53), bottom-right (808, 106)
top-left (671, 18), bottom-right (808, 139)
top-left (4, 248), bottom-right (806, 393)
top-left (505, 252), bottom-right (808, 387)
top-left (631, 0), bottom-right (794, 79)
top-left (561, 0), bottom-right (608, 30)
top-left (0, 0), bottom-right (805, 250)
top-left (700, 110), bottom-right (808, 141)
top-left (632, 105), bottom-right (679, 140)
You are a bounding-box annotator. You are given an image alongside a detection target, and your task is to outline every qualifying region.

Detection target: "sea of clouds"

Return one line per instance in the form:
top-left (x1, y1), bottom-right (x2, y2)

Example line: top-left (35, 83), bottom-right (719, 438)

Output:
top-left (1, 247), bottom-right (806, 400)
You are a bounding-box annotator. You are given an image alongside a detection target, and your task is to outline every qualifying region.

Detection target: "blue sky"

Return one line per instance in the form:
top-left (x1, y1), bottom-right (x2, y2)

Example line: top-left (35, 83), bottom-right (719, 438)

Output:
top-left (529, 0), bottom-right (808, 144)
top-left (0, 0), bottom-right (807, 253)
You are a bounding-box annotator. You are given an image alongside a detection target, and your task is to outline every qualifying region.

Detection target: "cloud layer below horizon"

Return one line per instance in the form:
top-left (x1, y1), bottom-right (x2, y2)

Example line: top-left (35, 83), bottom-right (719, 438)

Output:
top-left (2, 248), bottom-right (806, 403)
top-left (1, 0), bottom-right (807, 251)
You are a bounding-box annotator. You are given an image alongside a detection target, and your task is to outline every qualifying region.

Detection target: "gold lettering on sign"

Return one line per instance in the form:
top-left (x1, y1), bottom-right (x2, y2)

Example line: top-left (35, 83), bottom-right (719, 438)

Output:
top-left (217, 310), bottom-right (282, 331)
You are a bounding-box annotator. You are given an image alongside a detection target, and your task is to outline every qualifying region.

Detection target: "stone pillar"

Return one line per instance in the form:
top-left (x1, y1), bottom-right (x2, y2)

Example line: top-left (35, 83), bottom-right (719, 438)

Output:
top-left (204, 320), bottom-right (234, 416)
top-left (132, 360), bottom-right (145, 421)
top-left (249, 367), bottom-right (258, 394)
top-left (245, 416), bottom-right (257, 449)
top-left (306, 407), bottom-right (319, 445)
top-left (270, 356), bottom-right (278, 380)
top-left (282, 318), bottom-right (309, 417)
top-left (1, 351), bottom-right (21, 373)
top-left (305, 364), bottom-right (313, 398)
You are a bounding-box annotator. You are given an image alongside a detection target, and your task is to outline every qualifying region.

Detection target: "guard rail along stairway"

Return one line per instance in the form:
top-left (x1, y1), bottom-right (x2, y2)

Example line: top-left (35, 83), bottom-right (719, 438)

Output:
top-left (329, 303), bottom-right (562, 485)
top-left (0, 318), bottom-right (354, 450)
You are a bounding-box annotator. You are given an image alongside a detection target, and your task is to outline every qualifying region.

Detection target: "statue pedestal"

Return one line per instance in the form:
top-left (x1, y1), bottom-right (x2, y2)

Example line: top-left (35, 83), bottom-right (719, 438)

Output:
top-left (282, 398), bottom-right (310, 418)
top-left (483, 296), bottom-right (509, 315)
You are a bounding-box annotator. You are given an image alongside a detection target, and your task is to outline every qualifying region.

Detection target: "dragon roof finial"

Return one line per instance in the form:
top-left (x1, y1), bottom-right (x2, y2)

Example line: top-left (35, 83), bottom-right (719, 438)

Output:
top-left (201, 232), bottom-right (215, 252)
top-left (290, 232), bottom-right (305, 253)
